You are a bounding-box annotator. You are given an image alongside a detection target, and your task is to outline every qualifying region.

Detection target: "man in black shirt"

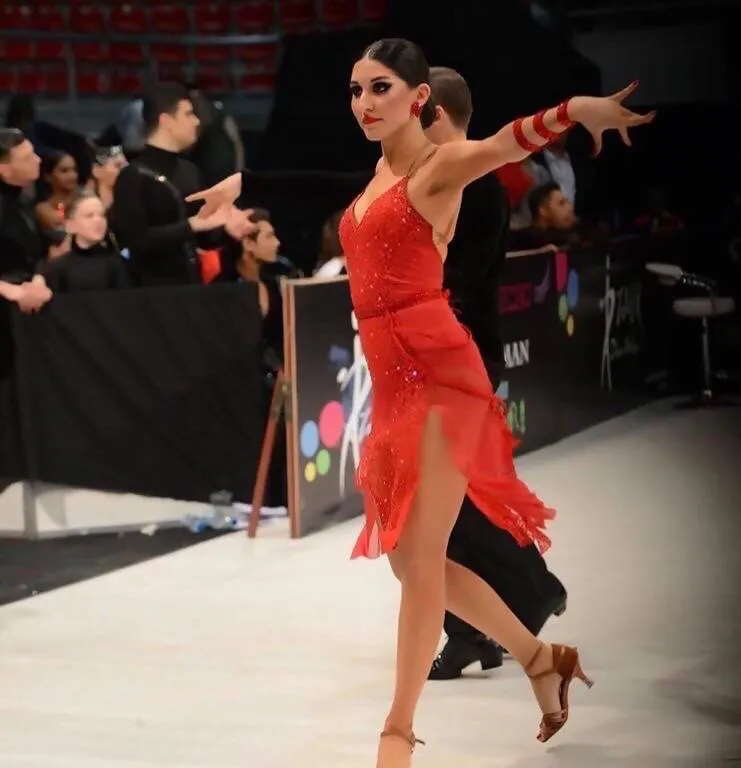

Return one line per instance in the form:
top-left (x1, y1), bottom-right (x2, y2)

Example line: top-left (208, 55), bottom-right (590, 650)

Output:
top-left (0, 128), bottom-right (46, 282)
top-left (423, 67), bottom-right (567, 680)
top-left (110, 83), bottom-right (253, 287)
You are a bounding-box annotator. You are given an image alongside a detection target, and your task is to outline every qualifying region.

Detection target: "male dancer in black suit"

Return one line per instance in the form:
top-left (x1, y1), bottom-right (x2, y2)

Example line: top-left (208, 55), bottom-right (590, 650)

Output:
top-left (424, 67), bottom-right (567, 679)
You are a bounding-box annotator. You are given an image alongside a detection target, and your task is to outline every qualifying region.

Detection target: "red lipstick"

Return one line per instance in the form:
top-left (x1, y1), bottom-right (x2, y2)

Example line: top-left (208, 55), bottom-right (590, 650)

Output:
top-left (362, 114), bottom-right (382, 125)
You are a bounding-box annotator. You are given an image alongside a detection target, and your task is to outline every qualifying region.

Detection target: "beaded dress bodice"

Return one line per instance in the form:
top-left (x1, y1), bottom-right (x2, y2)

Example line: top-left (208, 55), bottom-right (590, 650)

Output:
top-left (339, 176), bottom-right (445, 319)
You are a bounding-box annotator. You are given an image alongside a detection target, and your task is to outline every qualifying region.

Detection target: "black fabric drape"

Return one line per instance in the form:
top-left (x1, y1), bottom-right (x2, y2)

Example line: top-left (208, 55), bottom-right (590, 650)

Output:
top-left (11, 284), bottom-right (265, 503)
top-left (0, 300), bottom-right (24, 489)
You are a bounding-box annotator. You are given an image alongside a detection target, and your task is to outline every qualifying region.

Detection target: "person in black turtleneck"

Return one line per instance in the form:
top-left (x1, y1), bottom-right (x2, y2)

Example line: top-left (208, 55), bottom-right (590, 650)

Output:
top-left (0, 128), bottom-right (47, 282)
top-left (109, 83), bottom-right (254, 287)
top-left (422, 67), bottom-right (568, 680)
top-left (39, 190), bottom-right (129, 293)
top-left (1, 128), bottom-right (52, 391)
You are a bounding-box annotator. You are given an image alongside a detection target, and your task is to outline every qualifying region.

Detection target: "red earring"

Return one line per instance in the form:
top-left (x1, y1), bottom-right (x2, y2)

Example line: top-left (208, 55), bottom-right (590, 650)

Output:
top-left (410, 102), bottom-right (422, 118)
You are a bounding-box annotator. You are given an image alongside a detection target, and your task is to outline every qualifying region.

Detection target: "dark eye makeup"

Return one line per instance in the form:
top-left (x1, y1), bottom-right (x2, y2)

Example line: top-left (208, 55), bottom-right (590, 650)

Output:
top-left (349, 79), bottom-right (392, 98)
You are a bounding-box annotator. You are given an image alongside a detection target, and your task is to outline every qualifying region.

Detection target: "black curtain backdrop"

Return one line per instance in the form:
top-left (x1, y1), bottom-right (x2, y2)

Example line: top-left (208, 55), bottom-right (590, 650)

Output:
top-left (257, 0), bottom-right (600, 173)
top-left (9, 284), bottom-right (265, 504)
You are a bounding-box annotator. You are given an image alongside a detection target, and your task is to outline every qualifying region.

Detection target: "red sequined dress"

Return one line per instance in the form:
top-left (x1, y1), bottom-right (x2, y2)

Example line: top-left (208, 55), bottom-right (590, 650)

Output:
top-left (339, 175), bottom-right (555, 559)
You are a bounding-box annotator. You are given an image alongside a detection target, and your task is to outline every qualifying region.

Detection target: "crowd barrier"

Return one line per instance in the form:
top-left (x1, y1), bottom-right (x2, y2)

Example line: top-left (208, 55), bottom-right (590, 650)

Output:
top-left (0, 283), bottom-right (266, 536)
top-left (0, 234), bottom-right (676, 540)
top-left (280, 237), bottom-right (674, 539)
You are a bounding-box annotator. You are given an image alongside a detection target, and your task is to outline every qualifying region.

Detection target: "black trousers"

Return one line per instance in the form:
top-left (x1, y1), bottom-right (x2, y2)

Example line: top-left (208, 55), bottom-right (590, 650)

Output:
top-left (444, 362), bottom-right (561, 639)
top-left (445, 496), bottom-right (559, 637)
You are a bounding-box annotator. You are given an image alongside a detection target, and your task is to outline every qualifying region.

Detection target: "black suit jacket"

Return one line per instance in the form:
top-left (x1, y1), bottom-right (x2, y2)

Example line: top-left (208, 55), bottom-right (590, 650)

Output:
top-left (0, 180), bottom-right (47, 282)
top-left (443, 172), bottom-right (509, 384)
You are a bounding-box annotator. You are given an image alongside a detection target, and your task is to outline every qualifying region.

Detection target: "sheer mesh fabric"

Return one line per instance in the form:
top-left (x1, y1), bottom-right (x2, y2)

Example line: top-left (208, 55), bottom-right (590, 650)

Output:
top-left (340, 177), bottom-right (555, 560)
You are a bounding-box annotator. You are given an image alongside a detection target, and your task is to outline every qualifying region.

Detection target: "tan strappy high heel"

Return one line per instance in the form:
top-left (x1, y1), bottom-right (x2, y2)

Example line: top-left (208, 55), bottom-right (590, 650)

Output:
top-left (380, 724), bottom-right (426, 753)
top-left (525, 642), bottom-right (594, 743)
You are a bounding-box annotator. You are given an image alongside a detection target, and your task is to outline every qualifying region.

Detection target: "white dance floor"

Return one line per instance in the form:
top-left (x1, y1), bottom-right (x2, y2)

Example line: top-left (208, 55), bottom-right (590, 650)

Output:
top-left (1, 401), bottom-right (740, 767)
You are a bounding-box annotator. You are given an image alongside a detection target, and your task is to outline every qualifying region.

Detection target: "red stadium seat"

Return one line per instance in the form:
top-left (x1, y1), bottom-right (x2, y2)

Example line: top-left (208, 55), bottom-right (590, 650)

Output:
top-left (109, 43), bottom-right (145, 65)
top-left (151, 5), bottom-right (190, 34)
top-left (321, 0), bottom-right (358, 27)
top-left (36, 41), bottom-right (66, 61)
top-left (279, 0), bottom-right (315, 33)
top-left (194, 66), bottom-right (230, 93)
top-left (239, 72), bottom-right (276, 92)
top-left (151, 44), bottom-right (189, 64)
top-left (32, 5), bottom-right (66, 32)
top-left (112, 71), bottom-right (146, 95)
top-left (72, 42), bottom-right (108, 63)
top-left (34, 40), bottom-right (66, 61)
top-left (69, 5), bottom-right (107, 34)
top-left (110, 4), bottom-right (147, 33)
top-left (77, 70), bottom-right (108, 96)
top-left (156, 62), bottom-right (188, 81)
top-left (234, 1), bottom-right (275, 33)
top-left (0, 5), bottom-right (30, 31)
top-left (360, 0), bottom-right (386, 22)
top-left (0, 40), bottom-right (33, 61)
top-left (46, 67), bottom-right (71, 95)
top-left (235, 42), bottom-right (279, 67)
top-left (16, 68), bottom-right (69, 96)
top-left (0, 69), bottom-right (18, 93)
top-left (194, 46), bottom-right (230, 64)
top-left (194, 4), bottom-right (230, 34)
top-left (17, 71), bottom-right (46, 95)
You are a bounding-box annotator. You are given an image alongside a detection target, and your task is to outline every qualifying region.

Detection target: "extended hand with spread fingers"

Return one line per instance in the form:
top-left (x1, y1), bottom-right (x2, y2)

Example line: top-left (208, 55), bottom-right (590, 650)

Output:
top-left (570, 82), bottom-right (656, 157)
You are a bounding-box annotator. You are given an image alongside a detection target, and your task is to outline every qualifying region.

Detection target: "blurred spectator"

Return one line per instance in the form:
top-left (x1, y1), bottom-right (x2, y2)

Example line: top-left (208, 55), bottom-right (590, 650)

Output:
top-left (496, 159), bottom-right (539, 230)
top-left (531, 134), bottom-right (576, 204)
top-left (0, 128), bottom-right (49, 282)
top-left (35, 151), bottom-right (80, 234)
top-left (109, 82), bottom-right (252, 287)
top-left (84, 143), bottom-right (128, 211)
top-left (313, 210), bottom-right (346, 277)
top-left (187, 86), bottom-right (245, 189)
top-left (38, 190), bottom-right (130, 294)
top-left (225, 208), bottom-right (284, 366)
top-left (235, 207), bottom-right (286, 506)
top-left (633, 186), bottom-right (685, 236)
top-left (115, 97), bottom-right (146, 157)
top-left (507, 181), bottom-right (579, 250)
top-left (233, 208), bottom-right (281, 314)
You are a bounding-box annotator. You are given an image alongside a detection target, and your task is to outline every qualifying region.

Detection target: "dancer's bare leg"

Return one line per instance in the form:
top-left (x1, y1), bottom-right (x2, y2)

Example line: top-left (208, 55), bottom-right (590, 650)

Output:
top-left (378, 417), bottom-right (564, 765)
top-left (378, 409), bottom-right (468, 768)
top-left (444, 559), bottom-right (563, 716)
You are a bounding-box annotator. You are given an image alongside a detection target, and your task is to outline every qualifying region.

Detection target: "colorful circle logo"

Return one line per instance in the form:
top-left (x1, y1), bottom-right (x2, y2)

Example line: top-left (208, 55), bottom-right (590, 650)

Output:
top-left (555, 250), bottom-right (579, 336)
top-left (300, 400), bottom-right (345, 482)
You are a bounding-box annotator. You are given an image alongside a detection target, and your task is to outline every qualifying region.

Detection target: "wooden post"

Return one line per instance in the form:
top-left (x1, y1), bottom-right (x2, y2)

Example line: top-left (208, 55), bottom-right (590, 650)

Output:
top-left (247, 369), bottom-right (286, 538)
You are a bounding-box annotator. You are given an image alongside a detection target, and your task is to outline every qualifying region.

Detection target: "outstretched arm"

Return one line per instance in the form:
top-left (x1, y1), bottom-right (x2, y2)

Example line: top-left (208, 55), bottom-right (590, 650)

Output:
top-left (432, 84), bottom-right (654, 193)
top-left (186, 169), bottom-right (372, 218)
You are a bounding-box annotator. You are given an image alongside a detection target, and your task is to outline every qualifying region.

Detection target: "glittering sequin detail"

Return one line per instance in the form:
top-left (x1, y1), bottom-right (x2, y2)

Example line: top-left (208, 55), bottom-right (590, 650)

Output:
top-left (340, 178), bottom-right (555, 560)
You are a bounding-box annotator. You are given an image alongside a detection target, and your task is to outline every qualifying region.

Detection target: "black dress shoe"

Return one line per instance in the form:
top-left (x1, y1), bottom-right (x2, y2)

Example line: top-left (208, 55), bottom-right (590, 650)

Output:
top-left (543, 576), bottom-right (568, 621)
top-left (428, 636), bottom-right (503, 680)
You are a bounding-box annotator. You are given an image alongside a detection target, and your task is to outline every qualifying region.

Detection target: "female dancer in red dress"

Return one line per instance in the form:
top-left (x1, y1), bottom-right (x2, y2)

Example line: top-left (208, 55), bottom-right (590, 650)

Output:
top-left (187, 39), bottom-right (653, 765)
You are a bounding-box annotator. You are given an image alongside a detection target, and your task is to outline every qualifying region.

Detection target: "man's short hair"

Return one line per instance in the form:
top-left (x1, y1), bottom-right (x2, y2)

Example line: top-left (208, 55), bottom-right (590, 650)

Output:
top-left (245, 208), bottom-right (271, 241)
top-left (0, 128), bottom-right (26, 163)
top-left (528, 182), bottom-right (561, 221)
top-left (428, 67), bottom-right (473, 130)
top-left (142, 82), bottom-right (190, 136)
